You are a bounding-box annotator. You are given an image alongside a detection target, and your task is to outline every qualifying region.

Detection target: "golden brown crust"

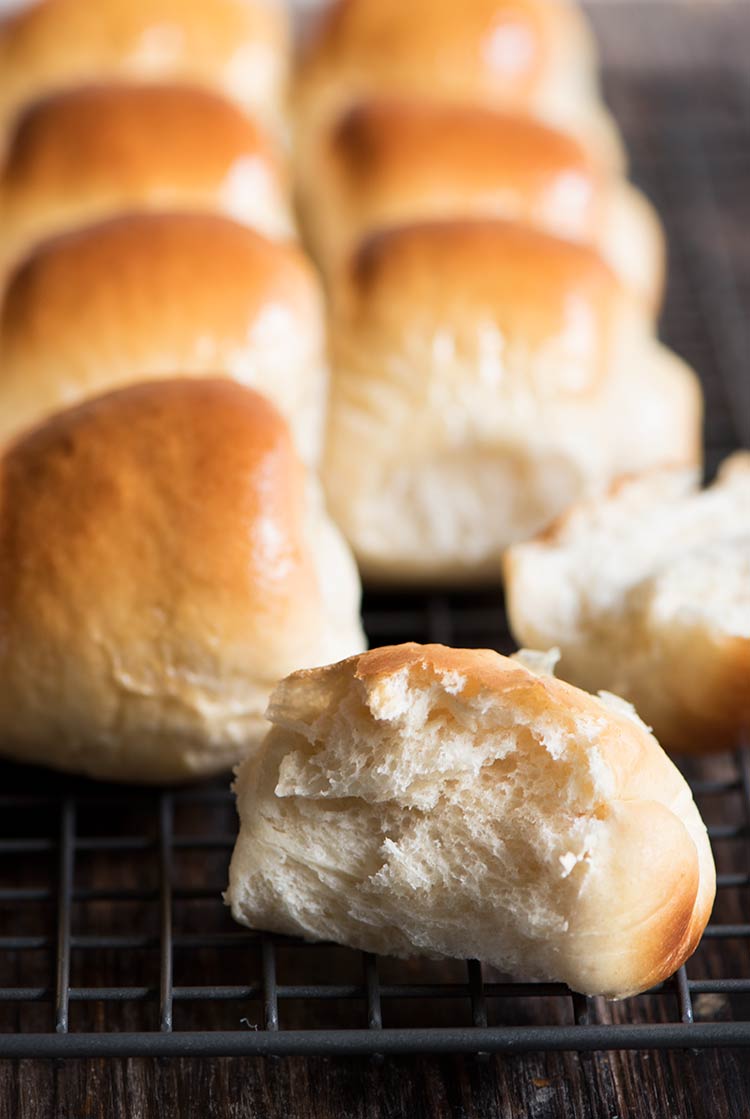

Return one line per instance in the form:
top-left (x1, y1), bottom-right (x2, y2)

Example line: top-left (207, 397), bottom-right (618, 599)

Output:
top-left (655, 635), bottom-right (750, 756)
top-left (341, 219), bottom-right (620, 391)
top-left (299, 0), bottom-right (589, 107)
top-left (351, 218), bottom-right (617, 314)
top-left (633, 816), bottom-right (701, 986)
top-left (299, 98), bottom-right (658, 309)
top-left (327, 99), bottom-right (605, 228)
top-left (3, 211), bottom-right (315, 339)
top-left (561, 795), bottom-right (706, 994)
top-left (0, 0), bottom-right (289, 138)
top-left (0, 82), bottom-right (292, 272)
top-left (0, 379), bottom-right (326, 781)
top-left (0, 377), bottom-right (315, 650)
top-left (3, 81), bottom-right (286, 206)
top-left (0, 213), bottom-right (324, 450)
top-left (293, 0), bottom-right (628, 173)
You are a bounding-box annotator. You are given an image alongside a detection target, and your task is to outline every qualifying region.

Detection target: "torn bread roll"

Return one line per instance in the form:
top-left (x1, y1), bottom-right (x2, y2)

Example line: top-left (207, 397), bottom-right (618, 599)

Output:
top-left (322, 220), bottom-right (702, 582)
top-left (0, 212), bottom-right (327, 464)
top-left (295, 0), bottom-right (624, 176)
top-left (0, 379), bottom-right (365, 783)
top-left (0, 83), bottom-right (293, 278)
top-left (0, 0), bottom-right (290, 147)
top-left (300, 100), bottom-right (663, 310)
top-left (227, 643), bottom-right (715, 999)
top-left (504, 454), bottom-right (750, 754)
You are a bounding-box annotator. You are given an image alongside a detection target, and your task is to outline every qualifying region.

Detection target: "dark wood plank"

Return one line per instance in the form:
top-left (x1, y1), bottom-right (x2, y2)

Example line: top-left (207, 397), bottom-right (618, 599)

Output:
top-left (3, 1050), bottom-right (750, 1119)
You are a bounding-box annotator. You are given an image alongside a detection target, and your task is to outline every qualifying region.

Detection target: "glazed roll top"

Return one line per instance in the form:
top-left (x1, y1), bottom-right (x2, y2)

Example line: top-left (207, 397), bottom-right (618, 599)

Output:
top-left (323, 219), bottom-right (701, 581)
top-left (0, 0), bottom-right (290, 145)
top-left (0, 83), bottom-right (293, 276)
top-left (0, 378), bottom-right (365, 783)
top-left (0, 212), bottom-right (327, 464)
top-left (300, 100), bottom-right (663, 309)
top-left (296, 0), bottom-right (623, 170)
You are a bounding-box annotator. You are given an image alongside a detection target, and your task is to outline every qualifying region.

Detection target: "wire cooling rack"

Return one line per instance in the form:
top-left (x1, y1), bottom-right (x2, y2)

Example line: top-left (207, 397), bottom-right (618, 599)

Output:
top-left (2, 42), bottom-right (750, 1062)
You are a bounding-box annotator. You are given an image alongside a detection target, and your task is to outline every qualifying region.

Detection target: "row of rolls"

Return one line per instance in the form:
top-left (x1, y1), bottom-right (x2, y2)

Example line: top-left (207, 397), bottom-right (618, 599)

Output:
top-left (0, 0), bottom-right (359, 784)
top-left (0, 0), bottom-right (742, 794)
top-left (0, 0), bottom-right (725, 998)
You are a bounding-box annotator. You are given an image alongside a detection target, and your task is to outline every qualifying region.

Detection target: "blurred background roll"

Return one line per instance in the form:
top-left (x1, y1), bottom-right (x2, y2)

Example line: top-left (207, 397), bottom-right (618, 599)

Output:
top-left (295, 0), bottom-right (625, 177)
top-left (0, 82), bottom-right (294, 280)
top-left (0, 0), bottom-right (291, 149)
top-left (323, 219), bottom-right (702, 583)
top-left (0, 212), bottom-right (328, 464)
top-left (298, 99), bottom-right (663, 311)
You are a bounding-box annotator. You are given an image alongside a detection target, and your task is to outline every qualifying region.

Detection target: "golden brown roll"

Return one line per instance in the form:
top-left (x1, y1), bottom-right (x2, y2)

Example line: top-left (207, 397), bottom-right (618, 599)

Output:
top-left (295, 0), bottom-right (624, 173)
top-left (227, 643), bottom-right (715, 999)
top-left (0, 378), bottom-right (365, 783)
top-left (0, 83), bottom-right (293, 277)
top-left (0, 0), bottom-right (289, 145)
top-left (300, 100), bottom-right (663, 310)
top-left (0, 212), bottom-right (327, 464)
top-left (504, 454), bottom-right (750, 755)
top-left (322, 220), bottom-right (702, 583)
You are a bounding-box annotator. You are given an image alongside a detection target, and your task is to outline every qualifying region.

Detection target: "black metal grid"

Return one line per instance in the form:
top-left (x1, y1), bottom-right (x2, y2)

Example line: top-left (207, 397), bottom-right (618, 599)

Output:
top-left (2, 46), bottom-right (750, 1061)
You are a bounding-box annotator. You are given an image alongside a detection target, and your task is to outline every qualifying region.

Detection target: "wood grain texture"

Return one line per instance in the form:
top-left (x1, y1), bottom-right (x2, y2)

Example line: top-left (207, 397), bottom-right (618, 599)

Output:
top-left (3, 1050), bottom-right (750, 1119)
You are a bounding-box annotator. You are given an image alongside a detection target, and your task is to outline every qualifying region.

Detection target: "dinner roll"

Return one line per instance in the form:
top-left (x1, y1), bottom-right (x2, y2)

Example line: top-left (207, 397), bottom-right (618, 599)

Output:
top-left (300, 100), bottom-right (663, 310)
top-left (227, 643), bottom-right (714, 999)
top-left (322, 220), bottom-right (702, 582)
top-left (0, 213), bottom-right (326, 464)
top-left (0, 0), bottom-right (289, 146)
top-left (0, 379), bottom-right (365, 783)
top-left (504, 454), bottom-right (750, 755)
top-left (0, 83), bottom-right (293, 277)
top-left (295, 0), bottom-right (624, 173)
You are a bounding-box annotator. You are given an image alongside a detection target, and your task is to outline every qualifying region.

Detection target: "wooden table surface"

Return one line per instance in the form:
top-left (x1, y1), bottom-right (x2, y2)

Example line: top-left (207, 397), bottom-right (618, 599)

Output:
top-left (2, 4), bottom-right (750, 1116)
top-left (3, 1046), bottom-right (750, 1118)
